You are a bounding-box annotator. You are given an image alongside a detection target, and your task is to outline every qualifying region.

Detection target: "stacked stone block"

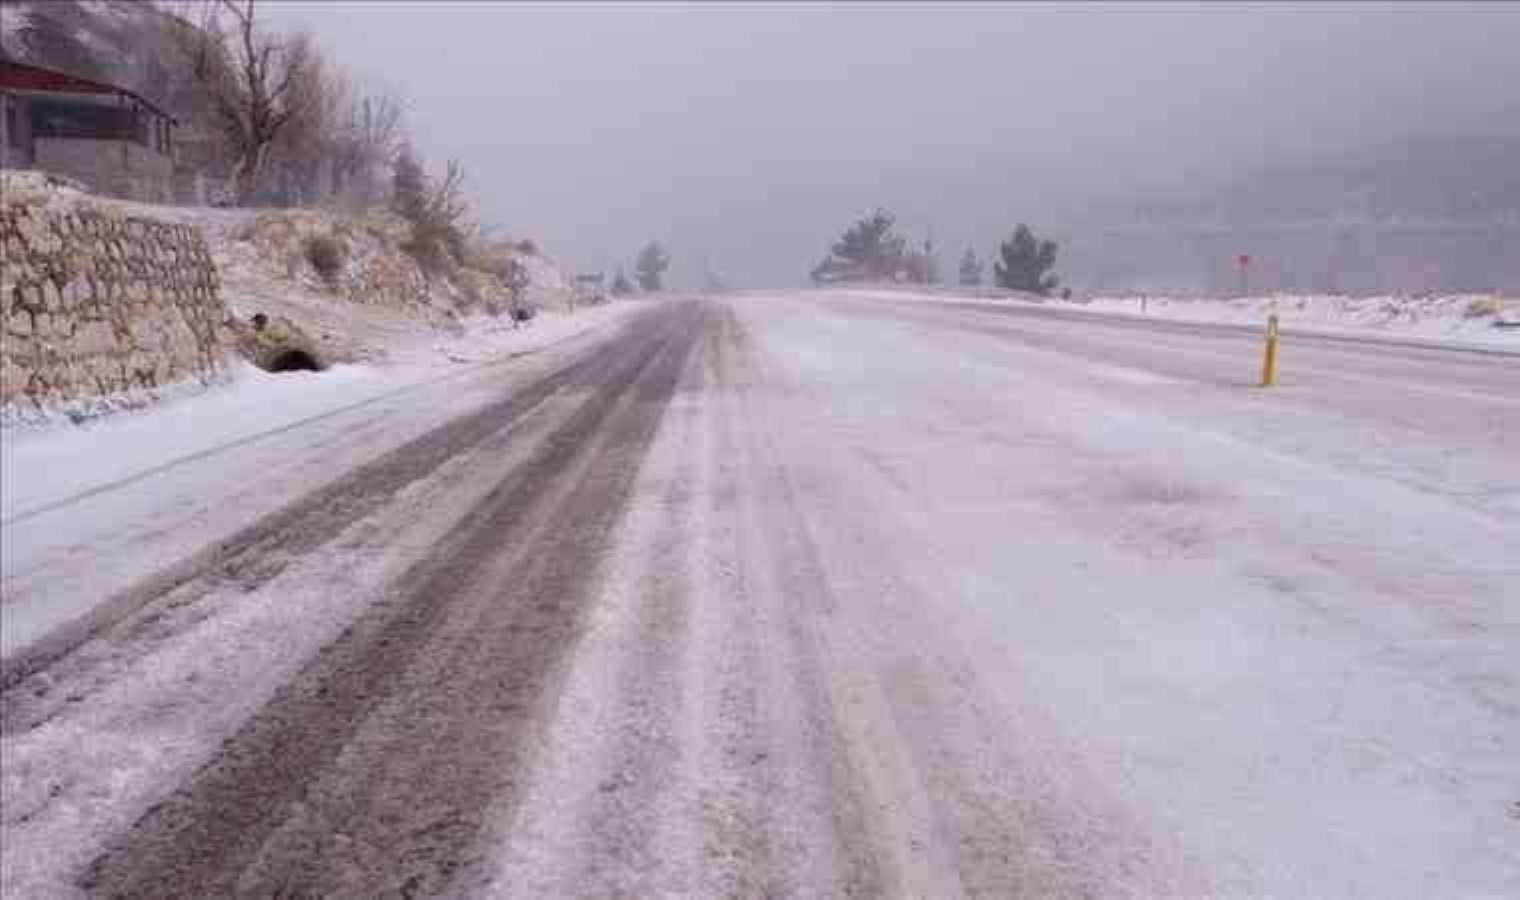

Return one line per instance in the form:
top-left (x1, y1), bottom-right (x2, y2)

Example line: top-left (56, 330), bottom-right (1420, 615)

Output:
top-left (1, 199), bottom-right (230, 410)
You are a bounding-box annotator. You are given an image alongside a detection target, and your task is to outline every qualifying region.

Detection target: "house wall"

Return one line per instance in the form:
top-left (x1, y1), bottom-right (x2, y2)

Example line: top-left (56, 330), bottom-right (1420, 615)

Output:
top-left (33, 135), bottom-right (174, 203)
top-left (0, 94), bottom-right (36, 168)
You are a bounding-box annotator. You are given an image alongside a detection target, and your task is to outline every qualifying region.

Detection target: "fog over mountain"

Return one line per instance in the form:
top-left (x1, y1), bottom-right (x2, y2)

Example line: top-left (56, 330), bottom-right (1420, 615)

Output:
top-left (251, 1), bottom-right (1518, 288)
top-left (8, 1), bottom-right (1517, 288)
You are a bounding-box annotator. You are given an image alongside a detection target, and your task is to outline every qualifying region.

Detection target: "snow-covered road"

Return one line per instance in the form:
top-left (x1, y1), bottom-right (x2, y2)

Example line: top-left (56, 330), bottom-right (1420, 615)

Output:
top-left (3, 292), bottom-right (1517, 897)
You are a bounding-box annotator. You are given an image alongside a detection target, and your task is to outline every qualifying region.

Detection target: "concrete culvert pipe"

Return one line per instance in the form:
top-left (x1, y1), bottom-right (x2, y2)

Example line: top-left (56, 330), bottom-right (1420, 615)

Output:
top-left (263, 347), bottom-right (324, 373)
top-left (238, 313), bottom-right (329, 373)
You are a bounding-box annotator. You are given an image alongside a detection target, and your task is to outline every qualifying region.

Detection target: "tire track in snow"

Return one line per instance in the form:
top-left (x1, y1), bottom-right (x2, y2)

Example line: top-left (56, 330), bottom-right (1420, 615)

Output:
top-left (2, 344), bottom-right (577, 529)
top-left (475, 310), bottom-right (715, 896)
top-left (0, 316), bottom-right (651, 699)
top-left (75, 302), bottom-right (702, 898)
top-left (479, 304), bottom-right (910, 897)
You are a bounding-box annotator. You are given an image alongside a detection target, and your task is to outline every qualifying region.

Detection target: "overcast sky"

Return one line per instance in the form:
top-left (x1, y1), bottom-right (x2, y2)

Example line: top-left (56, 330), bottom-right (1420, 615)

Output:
top-left (265, 1), bottom-right (1520, 287)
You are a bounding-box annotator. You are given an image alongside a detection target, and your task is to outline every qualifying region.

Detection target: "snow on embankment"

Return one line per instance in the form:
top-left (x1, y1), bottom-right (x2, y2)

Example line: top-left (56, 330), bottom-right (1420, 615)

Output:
top-left (203, 207), bottom-right (576, 366)
top-left (1, 179), bottom-right (582, 426)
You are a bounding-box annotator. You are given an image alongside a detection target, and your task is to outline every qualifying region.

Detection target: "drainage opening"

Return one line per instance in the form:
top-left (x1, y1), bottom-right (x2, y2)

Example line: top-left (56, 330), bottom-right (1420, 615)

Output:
top-left (265, 348), bottom-right (323, 373)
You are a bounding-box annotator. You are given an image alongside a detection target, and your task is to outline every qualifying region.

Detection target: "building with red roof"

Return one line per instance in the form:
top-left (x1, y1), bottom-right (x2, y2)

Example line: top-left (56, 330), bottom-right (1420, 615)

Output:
top-left (1, 59), bottom-right (177, 202)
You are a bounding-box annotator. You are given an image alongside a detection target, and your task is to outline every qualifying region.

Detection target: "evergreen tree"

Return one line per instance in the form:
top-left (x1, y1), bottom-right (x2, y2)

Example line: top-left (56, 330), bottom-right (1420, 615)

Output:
top-left (816, 209), bottom-right (906, 282)
top-left (993, 224), bottom-right (1059, 295)
top-left (958, 248), bottom-right (984, 286)
top-left (388, 148), bottom-right (470, 274)
top-left (636, 242), bottom-right (671, 292)
top-left (611, 268), bottom-right (634, 294)
top-left (390, 145), bottom-right (427, 224)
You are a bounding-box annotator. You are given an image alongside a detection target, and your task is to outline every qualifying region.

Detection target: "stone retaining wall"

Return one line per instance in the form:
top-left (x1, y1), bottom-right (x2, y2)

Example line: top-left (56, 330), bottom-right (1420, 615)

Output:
top-left (1, 197), bottom-right (230, 412)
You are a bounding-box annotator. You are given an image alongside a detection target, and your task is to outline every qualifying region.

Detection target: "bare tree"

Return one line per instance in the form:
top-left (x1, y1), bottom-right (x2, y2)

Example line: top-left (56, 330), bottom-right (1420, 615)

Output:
top-left (392, 149), bottom-right (472, 274)
top-left (180, 0), bottom-right (321, 203)
top-left (426, 159), bottom-right (472, 264)
top-left (327, 82), bottom-right (406, 212)
top-left (266, 33), bottom-right (337, 204)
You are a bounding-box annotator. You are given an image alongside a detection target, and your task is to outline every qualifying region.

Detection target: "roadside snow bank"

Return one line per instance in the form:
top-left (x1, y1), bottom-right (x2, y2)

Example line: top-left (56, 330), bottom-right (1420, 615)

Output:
top-left (1, 302), bottom-right (642, 523)
top-left (206, 208), bottom-right (576, 365)
top-left (1083, 293), bottom-right (1518, 346)
top-left (837, 287), bottom-right (1519, 349)
top-left (1, 301), bottom-right (649, 667)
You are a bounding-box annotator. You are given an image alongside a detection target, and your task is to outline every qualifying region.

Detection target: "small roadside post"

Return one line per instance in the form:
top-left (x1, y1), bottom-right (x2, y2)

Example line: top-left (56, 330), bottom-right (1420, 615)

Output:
top-left (1261, 314), bottom-right (1280, 387)
top-left (505, 258), bottom-right (530, 328)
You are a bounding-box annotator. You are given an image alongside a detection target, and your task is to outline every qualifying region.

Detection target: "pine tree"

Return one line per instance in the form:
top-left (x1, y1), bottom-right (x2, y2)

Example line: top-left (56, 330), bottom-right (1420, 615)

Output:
top-left (816, 209), bottom-right (906, 282)
top-left (993, 224), bottom-right (1059, 295)
top-left (390, 145), bottom-right (427, 224)
top-left (389, 149), bottom-right (470, 274)
top-left (636, 242), bottom-right (671, 292)
top-left (959, 248), bottom-right (984, 286)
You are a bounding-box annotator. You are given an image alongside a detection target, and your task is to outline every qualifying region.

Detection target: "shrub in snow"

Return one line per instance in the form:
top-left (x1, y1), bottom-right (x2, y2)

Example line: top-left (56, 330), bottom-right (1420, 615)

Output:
top-left (304, 233), bottom-right (348, 287)
top-left (1463, 296), bottom-right (1501, 319)
top-left (636, 241), bottom-right (671, 291)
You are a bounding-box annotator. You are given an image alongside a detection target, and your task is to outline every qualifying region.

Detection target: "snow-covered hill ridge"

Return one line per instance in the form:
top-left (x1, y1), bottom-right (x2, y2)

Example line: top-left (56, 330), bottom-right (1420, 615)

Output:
top-left (1081, 293), bottom-right (1518, 347)
top-left (837, 286), bottom-right (1518, 349)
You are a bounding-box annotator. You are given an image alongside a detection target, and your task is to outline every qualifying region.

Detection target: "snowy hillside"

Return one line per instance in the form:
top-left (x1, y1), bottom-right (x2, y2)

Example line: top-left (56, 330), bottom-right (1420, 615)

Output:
top-left (1080, 293), bottom-right (1518, 347)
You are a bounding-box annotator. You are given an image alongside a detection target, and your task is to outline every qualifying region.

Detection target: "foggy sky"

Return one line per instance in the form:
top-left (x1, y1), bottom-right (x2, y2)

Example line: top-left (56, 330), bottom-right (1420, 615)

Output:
top-left (266, 1), bottom-right (1520, 288)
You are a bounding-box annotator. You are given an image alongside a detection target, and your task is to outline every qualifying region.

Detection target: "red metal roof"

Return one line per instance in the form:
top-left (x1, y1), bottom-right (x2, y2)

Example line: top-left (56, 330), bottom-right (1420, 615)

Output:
top-left (0, 60), bottom-right (175, 122)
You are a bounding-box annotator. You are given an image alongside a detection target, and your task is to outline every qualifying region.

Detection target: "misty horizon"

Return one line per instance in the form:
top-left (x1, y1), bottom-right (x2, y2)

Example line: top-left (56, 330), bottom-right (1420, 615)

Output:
top-left (257, 1), bottom-right (1520, 288)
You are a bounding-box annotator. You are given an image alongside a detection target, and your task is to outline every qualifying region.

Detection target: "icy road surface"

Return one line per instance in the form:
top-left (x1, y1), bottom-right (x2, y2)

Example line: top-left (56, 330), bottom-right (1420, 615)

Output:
top-left (2, 293), bottom-right (1517, 897)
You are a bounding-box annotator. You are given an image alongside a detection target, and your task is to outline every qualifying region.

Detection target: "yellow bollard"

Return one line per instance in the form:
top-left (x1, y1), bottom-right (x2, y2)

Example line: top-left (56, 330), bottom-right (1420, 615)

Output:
top-left (1260, 314), bottom-right (1280, 386)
